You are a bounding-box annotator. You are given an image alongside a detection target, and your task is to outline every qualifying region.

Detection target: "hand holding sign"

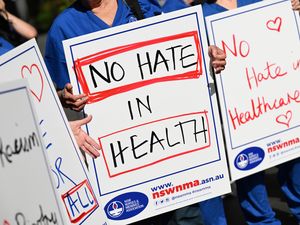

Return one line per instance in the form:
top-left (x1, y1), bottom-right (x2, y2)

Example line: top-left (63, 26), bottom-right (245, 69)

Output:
top-left (58, 83), bottom-right (88, 111)
top-left (208, 45), bottom-right (227, 74)
top-left (291, 0), bottom-right (300, 10)
top-left (69, 115), bottom-right (101, 159)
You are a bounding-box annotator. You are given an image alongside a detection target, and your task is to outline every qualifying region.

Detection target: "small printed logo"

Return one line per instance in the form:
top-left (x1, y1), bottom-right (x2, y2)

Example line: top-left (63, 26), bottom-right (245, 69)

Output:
top-left (234, 147), bottom-right (265, 171)
top-left (236, 154), bottom-right (249, 169)
top-left (154, 197), bottom-right (171, 207)
top-left (107, 201), bottom-right (124, 218)
top-left (155, 199), bottom-right (165, 206)
top-left (104, 192), bottom-right (148, 220)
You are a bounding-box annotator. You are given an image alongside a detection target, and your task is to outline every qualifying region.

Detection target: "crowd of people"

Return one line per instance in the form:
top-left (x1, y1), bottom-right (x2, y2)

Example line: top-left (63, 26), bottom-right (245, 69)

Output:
top-left (0, 0), bottom-right (300, 224)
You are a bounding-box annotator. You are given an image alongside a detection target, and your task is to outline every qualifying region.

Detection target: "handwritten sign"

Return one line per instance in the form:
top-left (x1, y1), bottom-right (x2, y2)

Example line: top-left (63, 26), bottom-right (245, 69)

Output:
top-left (0, 80), bottom-right (63, 225)
top-left (64, 6), bottom-right (231, 224)
top-left (0, 40), bottom-right (108, 225)
top-left (206, 0), bottom-right (300, 180)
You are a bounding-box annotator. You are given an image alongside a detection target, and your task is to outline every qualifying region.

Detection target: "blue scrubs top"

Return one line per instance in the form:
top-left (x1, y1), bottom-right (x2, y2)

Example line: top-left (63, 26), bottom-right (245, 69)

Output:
top-left (163, 0), bottom-right (261, 16)
top-left (162, 0), bottom-right (188, 13)
top-left (45, 0), bottom-right (161, 89)
top-left (0, 37), bottom-right (14, 56)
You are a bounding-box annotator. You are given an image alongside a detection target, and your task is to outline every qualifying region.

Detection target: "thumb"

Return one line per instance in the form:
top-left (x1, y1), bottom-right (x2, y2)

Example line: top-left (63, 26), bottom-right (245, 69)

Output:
top-left (208, 46), bottom-right (214, 58)
top-left (77, 115), bottom-right (93, 127)
top-left (65, 83), bottom-right (73, 94)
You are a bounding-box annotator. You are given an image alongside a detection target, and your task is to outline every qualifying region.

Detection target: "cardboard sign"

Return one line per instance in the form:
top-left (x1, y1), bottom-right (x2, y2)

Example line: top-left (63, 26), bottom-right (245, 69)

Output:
top-left (0, 40), bottom-right (108, 225)
top-left (0, 80), bottom-right (64, 225)
top-left (206, 0), bottom-right (300, 180)
top-left (64, 6), bottom-right (231, 224)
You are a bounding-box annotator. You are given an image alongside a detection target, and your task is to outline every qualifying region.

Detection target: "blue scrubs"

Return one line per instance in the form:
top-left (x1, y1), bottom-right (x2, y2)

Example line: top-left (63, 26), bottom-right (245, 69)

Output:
top-left (201, 1), bottom-right (300, 224)
top-left (199, 197), bottom-right (227, 225)
top-left (162, 0), bottom-right (188, 12)
top-left (237, 159), bottom-right (300, 225)
top-left (45, 0), bottom-right (161, 89)
top-left (0, 37), bottom-right (14, 56)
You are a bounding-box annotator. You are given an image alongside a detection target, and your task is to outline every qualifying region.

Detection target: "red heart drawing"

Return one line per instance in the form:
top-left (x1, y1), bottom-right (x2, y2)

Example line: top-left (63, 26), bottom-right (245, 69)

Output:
top-left (3, 220), bottom-right (10, 225)
top-left (276, 110), bottom-right (292, 128)
top-left (266, 17), bottom-right (282, 32)
top-left (21, 64), bottom-right (44, 102)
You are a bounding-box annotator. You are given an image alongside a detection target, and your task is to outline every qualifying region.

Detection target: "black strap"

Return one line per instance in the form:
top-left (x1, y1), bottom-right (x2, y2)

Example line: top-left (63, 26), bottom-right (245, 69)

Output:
top-left (125, 0), bottom-right (145, 20)
top-left (191, 0), bottom-right (204, 5)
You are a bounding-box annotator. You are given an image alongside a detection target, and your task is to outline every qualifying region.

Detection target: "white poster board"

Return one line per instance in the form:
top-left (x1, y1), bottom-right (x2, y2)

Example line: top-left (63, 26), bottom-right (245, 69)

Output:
top-left (206, 0), bottom-right (300, 180)
top-left (64, 6), bottom-right (231, 224)
top-left (0, 80), bottom-right (64, 225)
top-left (0, 40), bottom-right (108, 225)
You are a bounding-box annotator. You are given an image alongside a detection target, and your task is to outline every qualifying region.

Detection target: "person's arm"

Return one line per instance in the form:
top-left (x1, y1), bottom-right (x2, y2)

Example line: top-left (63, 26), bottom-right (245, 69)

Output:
top-left (0, 0), bottom-right (37, 39)
top-left (208, 45), bottom-right (227, 74)
top-left (69, 115), bottom-right (101, 159)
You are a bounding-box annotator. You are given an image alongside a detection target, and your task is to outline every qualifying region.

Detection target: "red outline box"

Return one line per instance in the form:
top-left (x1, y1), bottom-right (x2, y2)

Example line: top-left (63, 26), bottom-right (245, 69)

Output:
top-left (74, 31), bottom-right (202, 103)
top-left (99, 111), bottom-right (211, 178)
top-left (61, 180), bottom-right (98, 223)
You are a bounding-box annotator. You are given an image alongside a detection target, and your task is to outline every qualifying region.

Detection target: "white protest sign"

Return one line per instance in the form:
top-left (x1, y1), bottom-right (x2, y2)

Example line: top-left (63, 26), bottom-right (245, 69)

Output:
top-left (64, 6), bottom-right (231, 224)
top-left (0, 80), bottom-right (64, 225)
top-left (206, 0), bottom-right (300, 181)
top-left (0, 40), bottom-right (108, 225)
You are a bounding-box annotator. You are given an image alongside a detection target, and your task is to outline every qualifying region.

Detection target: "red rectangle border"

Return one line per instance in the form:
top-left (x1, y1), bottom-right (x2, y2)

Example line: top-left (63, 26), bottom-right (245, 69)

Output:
top-left (74, 31), bottom-right (202, 103)
top-left (61, 180), bottom-right (98, 223)
top-left (99, 111), bottom-right (211, 178)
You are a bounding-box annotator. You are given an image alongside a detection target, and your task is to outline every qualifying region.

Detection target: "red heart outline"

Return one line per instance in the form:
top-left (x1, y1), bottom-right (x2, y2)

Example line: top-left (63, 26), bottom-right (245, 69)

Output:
top-left (266, 17), bottom-right (282, 32)
top-left (3, 220), bottom-right (10, 225)
top-left (276, 110), bottom-right (292, 128)
top-left (21, 64), bottom-right (44, 102)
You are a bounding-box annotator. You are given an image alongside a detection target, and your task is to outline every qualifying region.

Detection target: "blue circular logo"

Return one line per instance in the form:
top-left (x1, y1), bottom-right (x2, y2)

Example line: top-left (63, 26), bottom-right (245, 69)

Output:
top-left (105, 192), bottom-right (148, 220)
top-left (234, 147), bottom-right (265, 171)
top-left (107, 201), bottom-right (124, 218)
top-left (235, 153), bottom-right (249, 169)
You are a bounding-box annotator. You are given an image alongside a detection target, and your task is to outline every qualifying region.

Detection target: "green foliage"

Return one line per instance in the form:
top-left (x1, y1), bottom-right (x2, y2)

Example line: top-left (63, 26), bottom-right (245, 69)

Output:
top-left (34, 0), bottom-right (75, 32)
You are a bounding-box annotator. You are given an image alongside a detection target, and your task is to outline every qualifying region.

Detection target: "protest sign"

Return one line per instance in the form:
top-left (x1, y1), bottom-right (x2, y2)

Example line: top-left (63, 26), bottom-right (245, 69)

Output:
top-left (0, 40), bottom-right (108, 225)
top-left (64, 6), bottom-right (231, 224)
top-left (206, 0), bottom-right (300, 180)
top-left (0, 79), bottom-right (64, 225)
